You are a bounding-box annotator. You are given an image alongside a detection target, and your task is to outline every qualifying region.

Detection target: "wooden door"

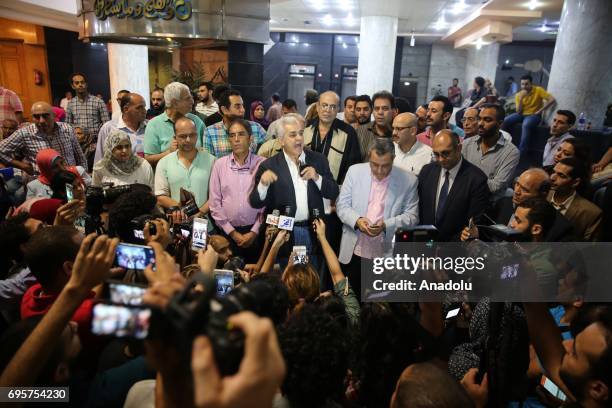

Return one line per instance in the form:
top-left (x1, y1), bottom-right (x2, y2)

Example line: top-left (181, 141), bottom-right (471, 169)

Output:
top-left (0, 40), bottom-right (30, 117)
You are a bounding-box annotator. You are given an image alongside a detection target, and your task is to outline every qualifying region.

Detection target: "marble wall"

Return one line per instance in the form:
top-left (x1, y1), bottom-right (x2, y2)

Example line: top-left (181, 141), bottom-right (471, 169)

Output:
top-left (426, 44), bottom-right (468, 101)
top-left (464, 43), bottom-right (500, 96)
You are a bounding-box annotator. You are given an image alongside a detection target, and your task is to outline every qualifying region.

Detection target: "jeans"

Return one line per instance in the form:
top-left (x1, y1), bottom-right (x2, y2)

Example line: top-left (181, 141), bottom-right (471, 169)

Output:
top-left (502, 113), bottom-right (541, 153)
top-left (5, 175), bottom-right (25, 206)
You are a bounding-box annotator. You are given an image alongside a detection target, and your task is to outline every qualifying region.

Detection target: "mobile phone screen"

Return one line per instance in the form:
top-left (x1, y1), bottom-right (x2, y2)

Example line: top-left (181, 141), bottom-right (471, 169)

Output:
top-left (214, 269), bottom-right (234, 297)
top-left (446, 307), bottom-right (461, 319)
top-left (191, 218), bottom-right (208, 250)
top-left (115, 243), bottom-right (156, 271)
top-left (540, 375), bottom-right (567, 401)
top-left (91, 303), bottom-right (151, 339)
top-left (108, 282), bottom-right (147, 306)
top-left (65, 183), bottom-right (74, 201)
top-left (292, 246), bottom-right (307, 264)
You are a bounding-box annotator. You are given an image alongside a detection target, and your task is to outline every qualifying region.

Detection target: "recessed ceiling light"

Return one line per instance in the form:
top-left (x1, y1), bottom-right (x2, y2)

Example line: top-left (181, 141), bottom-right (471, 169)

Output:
top-left (342, 42), bottom-right (348, 49)
top-left (304, 43), bottom-right (310, 47)
top-left (476, 38), bottom-right (483, 49)
top-left (322, 14), bottom-right (334, 26)
top-left (434, 15), bottom-right (446, 30)
top-left (539, 22), bottom-right (548, 32)
top-left (337, 36), bottom-right (343, 42)
top-left (505, 59), bottom-right (510, 64)
top-left (528, 0), bottom-right (540, 10)
top-left (311, 0), bottom-right (324, 11)
top-left (451, 0), bottom-right (467, 15)
top-left (404, 81), bottom-right (411, 86)
top-left (345, 13), bottom-right (357, 27)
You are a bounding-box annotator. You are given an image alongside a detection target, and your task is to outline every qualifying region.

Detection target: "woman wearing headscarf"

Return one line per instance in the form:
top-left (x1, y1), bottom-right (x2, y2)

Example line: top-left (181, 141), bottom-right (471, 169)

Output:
top-left (92, 129), bottom-right (154, 189)
top-left (25, 149), bottom-right (90, 200)
top-left (74, 126), bottom-right (96, 172)
top-left (250, 100), bottom-right (270, 130)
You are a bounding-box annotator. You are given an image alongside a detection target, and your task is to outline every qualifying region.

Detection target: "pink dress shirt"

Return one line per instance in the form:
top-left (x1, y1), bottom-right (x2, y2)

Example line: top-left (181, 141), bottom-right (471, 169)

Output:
top-left (209, 152), bottom-right (265, 234)
top-left (416, 128), bottom-right (433, 147)
top-left (354, 174), bottom-right (389, 259)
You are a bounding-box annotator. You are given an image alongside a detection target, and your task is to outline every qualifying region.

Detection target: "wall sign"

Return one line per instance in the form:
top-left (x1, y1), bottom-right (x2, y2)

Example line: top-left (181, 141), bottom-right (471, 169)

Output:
top-left (94, 0), bottom-right (192, 21)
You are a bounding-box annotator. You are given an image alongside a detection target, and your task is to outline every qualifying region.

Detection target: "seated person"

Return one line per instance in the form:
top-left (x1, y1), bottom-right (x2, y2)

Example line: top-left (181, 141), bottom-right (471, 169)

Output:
top-left (26, 149), bottom-right (89, 200)
top-left (547, 136), bottom-right (592, 175)
top-left (542, 110), bottom-right (575, 168)
top-left (92, 129), bottom-right (154, 189)
top-left (549, 157), bottom-right (602, 241)
top-left (501, 74), bottom-right (556, 153)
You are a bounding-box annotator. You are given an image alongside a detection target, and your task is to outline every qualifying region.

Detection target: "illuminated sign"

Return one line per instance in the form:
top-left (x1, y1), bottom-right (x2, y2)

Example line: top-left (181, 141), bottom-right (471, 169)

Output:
top-left (94, 0), bottom-right (192, 21)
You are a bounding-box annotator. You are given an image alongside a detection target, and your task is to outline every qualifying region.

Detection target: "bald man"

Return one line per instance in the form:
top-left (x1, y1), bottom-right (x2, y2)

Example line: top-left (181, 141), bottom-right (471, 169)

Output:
top-left (0, 101), bottom-right (87, 175)
top-left (392, 112), bottom-right (432, 175)
top-left (417, 130), bottom-right (489, 241)
top-left (302, 90), bottom-right (361, 184)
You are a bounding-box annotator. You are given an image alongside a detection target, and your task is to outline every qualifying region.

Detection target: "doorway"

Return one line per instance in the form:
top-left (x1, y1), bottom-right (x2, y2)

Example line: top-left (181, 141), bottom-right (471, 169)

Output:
top-left (287, 64), bottom-right (316, 115)
top-left (398, 79), bottom-right (419, 112)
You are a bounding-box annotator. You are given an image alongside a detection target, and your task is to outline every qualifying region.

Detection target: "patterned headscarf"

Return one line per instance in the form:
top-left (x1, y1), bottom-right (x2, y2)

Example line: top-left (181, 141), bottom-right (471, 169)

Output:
top-left (93, 129), bottom-right (142, 176)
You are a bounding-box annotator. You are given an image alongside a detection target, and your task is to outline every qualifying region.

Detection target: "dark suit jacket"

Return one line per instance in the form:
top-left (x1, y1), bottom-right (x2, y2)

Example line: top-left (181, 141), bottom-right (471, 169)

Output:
top-left (493, 196), bottom-right (577, 242)
top-left (249, 149), bottom-right (339, 219)
top-left (418, 159), bottom-right (490, 241)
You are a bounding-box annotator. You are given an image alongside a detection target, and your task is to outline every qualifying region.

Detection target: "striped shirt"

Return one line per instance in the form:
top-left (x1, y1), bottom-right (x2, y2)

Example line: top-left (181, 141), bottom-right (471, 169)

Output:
top-left (0, 123), bottom-right (87, 173)
top-left (65, 94), bottom-right (110, 140)
top-left (0, 87), bottom-right (23, 122)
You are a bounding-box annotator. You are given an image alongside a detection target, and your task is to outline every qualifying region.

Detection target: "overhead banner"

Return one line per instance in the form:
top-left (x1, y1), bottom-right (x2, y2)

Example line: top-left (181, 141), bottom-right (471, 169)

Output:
top-left (78, 0), bottom-right (270, 44)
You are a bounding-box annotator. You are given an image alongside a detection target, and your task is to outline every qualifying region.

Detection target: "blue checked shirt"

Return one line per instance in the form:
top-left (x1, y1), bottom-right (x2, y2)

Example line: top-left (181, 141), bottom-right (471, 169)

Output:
top-left (65, 94), bottom-right (110, 140)
top-left (0, 123), bottom-right (87, 173)
top-left (204, 120), bottom-right (266, 158)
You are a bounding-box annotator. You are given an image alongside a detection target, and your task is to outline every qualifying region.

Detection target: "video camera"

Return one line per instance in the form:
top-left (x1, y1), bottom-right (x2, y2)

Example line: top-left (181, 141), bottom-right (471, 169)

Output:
top-left (84, 184), bottom-right (137, 234)
top-left (150, 273), bottom-right (245, 376)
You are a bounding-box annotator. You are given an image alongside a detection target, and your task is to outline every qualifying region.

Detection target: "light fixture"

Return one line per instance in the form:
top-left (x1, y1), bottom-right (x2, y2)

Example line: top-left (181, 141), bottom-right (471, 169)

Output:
top-left (322, 14), bottom-right (334, 26)
top-left (318, 73), bottom-right (323, 77)
top-left (289, 42), bottom-right (296, 46)
top-left (311, 0), bottom-right (324, 11)
top-left (166, 37), bottom-right (172, 42)
top-left (410, 34), bottom-right (415, 47)
top-left (404, 81), bottom-right (411, 86)
top-left (434, 14), bottom-right (446, 31)
top-left (304, 42), bottom-right (310, 47)
top-left (354, 36), bottom-right (359, 43)
top-left (339, 0), bottom-right (352, 8)
top-left (539, 22), bottom-right (548, 32)
top-left (505, 59), bottom-right (510, 64)
top-left (337, 36), bottom-right (343, 42)
top-left (342, 42), bottom-right (348, 49)
top-left (345, 13), bottom-right (356, 27)
top-left (528, 0), bottom-right (540, 10)
top-left (451, 0), bottom-right (467, 15)
top-left (476, 38), bottom-right (483, 50)
top-left (334, 73), bottom-right (339, 78)
top-left (292, 35), bottom-right (298, 42)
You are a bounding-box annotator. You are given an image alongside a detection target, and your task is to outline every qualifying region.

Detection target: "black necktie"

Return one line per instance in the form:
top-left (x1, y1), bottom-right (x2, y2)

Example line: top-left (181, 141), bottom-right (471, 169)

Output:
top-left (436, 170), bottom-right (450, 223)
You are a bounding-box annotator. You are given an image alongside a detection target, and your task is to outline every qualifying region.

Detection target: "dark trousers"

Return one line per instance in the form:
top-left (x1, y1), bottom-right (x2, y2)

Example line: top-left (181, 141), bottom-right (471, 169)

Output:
top-left (222, 225), bottom-right (262, 264)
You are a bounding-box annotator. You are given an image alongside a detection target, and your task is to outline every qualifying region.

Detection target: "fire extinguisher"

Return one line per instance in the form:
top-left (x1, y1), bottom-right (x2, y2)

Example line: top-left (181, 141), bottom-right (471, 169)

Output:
top-left (34, 70), bottom-right (43, 86)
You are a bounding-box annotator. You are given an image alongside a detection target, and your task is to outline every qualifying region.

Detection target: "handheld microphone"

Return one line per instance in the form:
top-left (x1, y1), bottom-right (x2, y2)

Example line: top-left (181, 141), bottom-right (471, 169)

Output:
top-left (266, 209), bottom-right (280, 242)
top-left (278, 205), bottom-right (295, 231)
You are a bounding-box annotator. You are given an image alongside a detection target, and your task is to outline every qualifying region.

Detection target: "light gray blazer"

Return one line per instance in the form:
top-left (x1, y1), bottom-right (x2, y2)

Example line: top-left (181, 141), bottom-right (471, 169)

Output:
top-left (336, 163), bottom-right (419, 264)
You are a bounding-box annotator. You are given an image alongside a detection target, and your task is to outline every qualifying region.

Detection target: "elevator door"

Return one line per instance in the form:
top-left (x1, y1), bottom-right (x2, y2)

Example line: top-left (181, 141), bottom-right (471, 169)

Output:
top-left (287, 64), bottom-right (316, 115)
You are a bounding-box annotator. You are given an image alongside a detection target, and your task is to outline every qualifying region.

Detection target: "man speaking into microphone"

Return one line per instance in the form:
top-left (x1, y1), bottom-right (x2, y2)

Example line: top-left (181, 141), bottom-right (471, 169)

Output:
top-left (249, 114), bottom-right (339, 264)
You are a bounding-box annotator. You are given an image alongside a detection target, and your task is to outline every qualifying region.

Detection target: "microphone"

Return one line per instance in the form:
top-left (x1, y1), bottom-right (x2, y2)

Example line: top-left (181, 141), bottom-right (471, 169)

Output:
top-left (266, 209), bottom-right (280, 242)
top-left (278, 205), bottom-right (295, 231)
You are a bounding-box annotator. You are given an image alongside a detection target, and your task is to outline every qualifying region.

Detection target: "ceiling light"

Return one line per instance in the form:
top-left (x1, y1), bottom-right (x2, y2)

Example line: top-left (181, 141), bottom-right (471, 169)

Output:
top-left (451, 0), bottom-right (467, 15)
top-left (505, 59), bottom-right (510, 64)
top-left (311, 0), bottom-right (324, 11)
top-left (304, 43), bottom-right (310, 47)
top-left (345, 13), bottom-right (357, 27)
top-left (334, 73), bottom-right (339, 78)
top-left (337, 36), bottom-right (343, 42)
top-left (322, 14), bottom-right (334, 26)
top-left (342, 42), bottom-right (348, 49)
top-left (434, 15), bottom-right (446, 31)
top-left (289, 42), bottom-right (296, 46)
top-left (476, 38), bottom-right (483, 50)
top-left (539, 22), bottom-right (548, 32)
top-left (339, 0), bottom-right (352, 8)
top-left (410, 35), bottom-right (415, 47)
top-left (404, 81), bottom-right (411, 86)
top-left (528, 0), bottom-right (540, 10)
top-left (354, 36), bottom-right (359, 43)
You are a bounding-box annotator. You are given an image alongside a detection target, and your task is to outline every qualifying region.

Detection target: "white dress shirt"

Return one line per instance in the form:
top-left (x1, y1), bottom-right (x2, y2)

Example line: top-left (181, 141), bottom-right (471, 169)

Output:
top-left (393, 140), bottom-right (432, 175)
top-left (435, 158), bottom-right (463, 213)
top-left (257, 150), bottom-right (322, 221)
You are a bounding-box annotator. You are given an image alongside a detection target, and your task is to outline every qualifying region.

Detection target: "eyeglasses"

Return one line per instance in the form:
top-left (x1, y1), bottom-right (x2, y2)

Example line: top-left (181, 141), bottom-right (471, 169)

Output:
top-left (431, 150), bottom-right (454, 160)
top-left (319, 103), bottom-right (338, 111)
top-left (176, 133), bottom-right (196, 141)
top-left (462, 116), bottom-right (478, 123)
top-left (32, 113), bottom-right (50, 120)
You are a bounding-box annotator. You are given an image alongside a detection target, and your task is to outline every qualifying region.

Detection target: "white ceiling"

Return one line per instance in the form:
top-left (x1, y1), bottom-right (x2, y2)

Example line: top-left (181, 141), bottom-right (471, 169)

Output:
top-left (270, 0), bottom-right (563, 43)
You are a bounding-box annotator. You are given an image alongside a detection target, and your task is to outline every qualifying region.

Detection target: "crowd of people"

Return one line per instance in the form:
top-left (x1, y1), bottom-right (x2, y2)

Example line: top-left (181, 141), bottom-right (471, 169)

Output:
top-left (0, 68), bottom-right (611, 408)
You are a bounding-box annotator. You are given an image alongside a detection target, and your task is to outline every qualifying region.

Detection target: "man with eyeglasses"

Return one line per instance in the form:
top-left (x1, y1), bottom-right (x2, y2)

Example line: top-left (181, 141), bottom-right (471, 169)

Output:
top-left (155, 116), bottom-right (216, 224)
top-left (391, 112), bottom-right (431, 175)
top-left (303, 91), bottom-right (361, 185)
top-left (461, 107), bottom-right (480, 138)
top-left (417, 130), bottom-right (489, 241)
top-left (209, 118), bottom-right (265, 262)
top-left (0, 101), bottom-right (87, 175)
